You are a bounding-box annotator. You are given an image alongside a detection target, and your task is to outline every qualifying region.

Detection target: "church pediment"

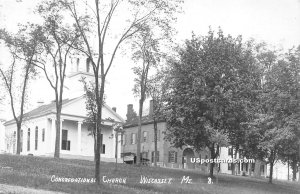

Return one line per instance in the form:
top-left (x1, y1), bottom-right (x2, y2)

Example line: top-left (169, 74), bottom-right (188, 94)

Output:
top-left (61, 96), bottom-right (124, 123)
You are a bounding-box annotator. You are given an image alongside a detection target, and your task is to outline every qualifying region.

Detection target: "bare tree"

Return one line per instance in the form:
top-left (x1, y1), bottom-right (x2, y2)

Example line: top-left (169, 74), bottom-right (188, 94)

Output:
top-left (132, 26), bottom-right (161, 165)
top-left (32, 1), bottom-right (80, 158)
top-left (147, 70), bottom-right (170, 166)
top-left (0, 26), bottom-right (42, 154)
top-left (60, 0), bottom-right (182, 183)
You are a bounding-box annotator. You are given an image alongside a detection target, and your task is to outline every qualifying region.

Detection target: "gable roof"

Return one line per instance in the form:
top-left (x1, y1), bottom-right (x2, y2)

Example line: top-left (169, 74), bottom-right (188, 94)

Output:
top-left (4, 97), bottom-right (79, 126)
top-left (103, 104), bottom-right (125, 123)
top-left (4, 96), bottom-right (125, 125)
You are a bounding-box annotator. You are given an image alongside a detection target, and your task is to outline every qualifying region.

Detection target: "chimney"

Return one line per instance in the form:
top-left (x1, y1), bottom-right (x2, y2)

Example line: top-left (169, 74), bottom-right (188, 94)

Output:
top-left (126, 104), bottom-right (133, 121)
top-left (149, 100), bottom-right (153, 117)
top-left (112, 107), bottom-right (116, 112)
top-left (126, 104), bottom-right (137, 122)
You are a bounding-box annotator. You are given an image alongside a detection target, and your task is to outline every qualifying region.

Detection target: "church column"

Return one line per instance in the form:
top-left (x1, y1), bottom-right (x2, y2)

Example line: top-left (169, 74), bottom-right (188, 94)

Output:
top-left (51, 118), bottom-right (56, 153)
top-left (77, 121), bottom-right (82, 154)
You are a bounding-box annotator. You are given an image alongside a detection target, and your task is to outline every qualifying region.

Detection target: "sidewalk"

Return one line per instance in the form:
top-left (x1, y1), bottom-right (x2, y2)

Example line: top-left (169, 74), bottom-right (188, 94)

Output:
top-left (0, 184), bottom-right (66, 194)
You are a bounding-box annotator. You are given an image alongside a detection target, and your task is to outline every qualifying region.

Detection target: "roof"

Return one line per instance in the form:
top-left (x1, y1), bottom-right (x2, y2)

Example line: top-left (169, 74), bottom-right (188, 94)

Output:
top-left (4, 97), bottom-right (79, 125)
top-left (123, 115), bottom-right (165, 128)
top-left (4, 96), bottom-right (125, 125)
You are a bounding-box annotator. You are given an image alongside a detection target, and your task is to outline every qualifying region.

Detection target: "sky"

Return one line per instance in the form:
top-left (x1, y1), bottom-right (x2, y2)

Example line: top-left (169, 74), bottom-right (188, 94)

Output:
top-left (0, 0), bottom-right (300, 120)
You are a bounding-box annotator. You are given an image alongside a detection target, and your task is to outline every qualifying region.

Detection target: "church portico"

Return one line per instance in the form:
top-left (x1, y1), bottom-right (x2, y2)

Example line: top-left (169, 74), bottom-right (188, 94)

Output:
top-left (47, 114), bottom-right (120, 159)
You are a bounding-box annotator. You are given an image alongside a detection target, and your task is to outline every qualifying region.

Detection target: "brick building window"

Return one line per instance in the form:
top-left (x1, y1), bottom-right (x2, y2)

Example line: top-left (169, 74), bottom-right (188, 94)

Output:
top-left (153, 130), bottom-right (161, 142)
top-left (131, 133), bottom-right (136, 144)
top-left (228, 148), bottom-right (233, 156)
top-left (168, 151), bottom-right (177, 163)
top-left (141, 152), bottom-right (148, 159)
top-left (228, 163), bottom-right (232, 170)
top-left (151, 151), bottom-right (159, 163)
top-left (143, 131), bottom-right (147, 142)
top-left (122, 134), bottom-right (126, 145)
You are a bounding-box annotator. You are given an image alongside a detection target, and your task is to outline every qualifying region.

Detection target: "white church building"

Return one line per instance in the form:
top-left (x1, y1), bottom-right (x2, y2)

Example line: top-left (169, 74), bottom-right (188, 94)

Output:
top-left (3, 57), bottom-right (124, 161)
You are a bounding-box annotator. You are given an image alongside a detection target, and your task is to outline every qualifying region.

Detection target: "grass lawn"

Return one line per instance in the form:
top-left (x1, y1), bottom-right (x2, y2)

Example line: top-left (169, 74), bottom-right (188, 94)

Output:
top-left (0, 154), bottom-right (299, 194)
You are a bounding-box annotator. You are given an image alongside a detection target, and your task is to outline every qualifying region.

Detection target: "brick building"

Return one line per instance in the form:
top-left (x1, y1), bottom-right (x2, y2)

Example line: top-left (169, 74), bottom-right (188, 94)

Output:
top-left (121, 100), bottom-right (209, 170)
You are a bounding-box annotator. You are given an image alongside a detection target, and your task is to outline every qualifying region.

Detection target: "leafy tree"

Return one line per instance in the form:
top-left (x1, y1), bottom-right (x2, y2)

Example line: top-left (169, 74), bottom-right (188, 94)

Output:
top-left (246, 45), bottom-right (300, 183)
top-left (165, 29), bottom-right (260, 177)
top-left (0, 26), bottom-right (42, 154)
top-left (61, 0), bottom-right (182, 182)
top-left (272, 46), bottom-right (300, 181)
top-left (32, 1), bottom-right (80, 158)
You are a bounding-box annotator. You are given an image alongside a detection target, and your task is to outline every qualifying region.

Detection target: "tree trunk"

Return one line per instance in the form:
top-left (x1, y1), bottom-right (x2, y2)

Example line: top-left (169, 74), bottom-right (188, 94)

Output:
top-left (16, 122), bottom-right (21, 154)
top-left (54, 108), bottom-right (61, 158)
top-left (15, 64), bottom-right (31, 155)
top-left (153, 117), bottom-right (158, 167)
top-left (249, 163), bottom-right (252, 176)
top-left (268, 151), bottom-right (275, 184)
top-left (209, 144), bottom-right (215, 177)
top-left (234, 147), bottom-right (239, 175)
top-left (292, 156), bottom-right (297, 181)
top-left (298, 168), bottom-right (300, 182)
top-left (136, 99), bottom-right (144, 166)
top-left (287, 155), bottom-right (289, 181)
top-left (231, 147), bottom-right (236, 175)
top-left (95, 78), bottom-right (105, 184)
top-left (94, 136), bottom-right (97, 162)
top-left (269, 161), bottom-right (274, 183)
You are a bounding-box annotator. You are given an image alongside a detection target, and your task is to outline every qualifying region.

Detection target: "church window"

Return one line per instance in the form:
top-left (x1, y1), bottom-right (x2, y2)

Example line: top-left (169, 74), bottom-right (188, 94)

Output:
top-left (20, 130), bottom-right (23, 152)
top-left (101, 144), bottom-right (105, 154)
top-left (76, 58), bottom-right (80, 72)
top-left (35, 127), bottom-right (38, 150)
top-left (27, 128), bottom-right (30, 151)
top-left (100, 134), bottom-right (105, 154)
top-left (61, 129), bottom-right (70, 150)
top-left (86, 58), bottom-right (91, 72)
top-left (13, 131), bottom-right (16, 153)
top-left (42, 128), bottom-right (45, 142)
